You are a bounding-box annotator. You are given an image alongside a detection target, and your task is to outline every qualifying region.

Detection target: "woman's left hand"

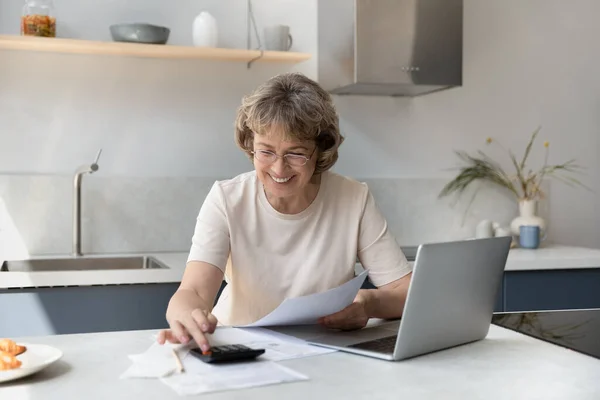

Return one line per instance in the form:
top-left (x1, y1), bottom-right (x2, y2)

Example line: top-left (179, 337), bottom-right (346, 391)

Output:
top-left (318, 290), bottom-right (371, 330)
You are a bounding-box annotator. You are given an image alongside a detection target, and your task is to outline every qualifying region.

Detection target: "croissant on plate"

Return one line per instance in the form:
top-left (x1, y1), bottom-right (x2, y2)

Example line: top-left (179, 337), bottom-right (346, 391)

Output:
top-left (0, 351), bottom-right (22, 370)
top-left (0, 339), bottom-right (27, 356)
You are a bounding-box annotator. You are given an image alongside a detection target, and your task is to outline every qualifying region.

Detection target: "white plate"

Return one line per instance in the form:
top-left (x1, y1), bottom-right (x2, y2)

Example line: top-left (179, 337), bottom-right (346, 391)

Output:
top-left (0, 343), bottom-right (63, 383)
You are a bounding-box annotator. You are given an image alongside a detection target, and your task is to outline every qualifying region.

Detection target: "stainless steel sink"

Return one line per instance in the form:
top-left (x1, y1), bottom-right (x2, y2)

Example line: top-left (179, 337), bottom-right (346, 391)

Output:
top-left (0, 256), bottom-right (169, 272)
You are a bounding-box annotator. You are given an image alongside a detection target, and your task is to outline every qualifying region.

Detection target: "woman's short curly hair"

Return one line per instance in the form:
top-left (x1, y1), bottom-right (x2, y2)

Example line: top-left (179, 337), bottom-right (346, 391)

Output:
top-left (235, 72), bottom-right (344, 174)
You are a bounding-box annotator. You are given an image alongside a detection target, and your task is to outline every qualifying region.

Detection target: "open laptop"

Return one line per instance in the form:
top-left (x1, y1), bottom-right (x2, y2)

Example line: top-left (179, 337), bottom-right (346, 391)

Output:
top-left (307, 236), bottom-right (512, 361)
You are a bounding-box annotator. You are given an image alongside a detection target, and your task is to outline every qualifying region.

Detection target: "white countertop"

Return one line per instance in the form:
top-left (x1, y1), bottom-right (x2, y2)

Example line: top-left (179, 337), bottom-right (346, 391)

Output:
top-left (1, 324), bottom-right (599, 399)
top-left (2, 244), bottom-right (600, 289)
top-left (504, 244), bottom-right (600, 271)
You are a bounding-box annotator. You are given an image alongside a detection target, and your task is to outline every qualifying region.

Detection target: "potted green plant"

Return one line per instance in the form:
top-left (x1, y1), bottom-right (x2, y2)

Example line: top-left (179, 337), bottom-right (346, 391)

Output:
top-left (439, 127), bottom-right (587, 235)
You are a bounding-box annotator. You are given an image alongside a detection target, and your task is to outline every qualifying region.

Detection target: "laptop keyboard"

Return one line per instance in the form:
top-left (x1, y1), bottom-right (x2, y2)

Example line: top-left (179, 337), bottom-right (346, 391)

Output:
top-left (348, 335), bottom-right (397, 353)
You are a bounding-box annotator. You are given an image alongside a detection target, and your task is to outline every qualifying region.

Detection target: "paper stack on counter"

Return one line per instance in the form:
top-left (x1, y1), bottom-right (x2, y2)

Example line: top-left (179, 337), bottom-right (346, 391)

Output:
top-left (160, 354), bottom-right (308, 396)
top-left (120, 327), bottom-right (334, 396)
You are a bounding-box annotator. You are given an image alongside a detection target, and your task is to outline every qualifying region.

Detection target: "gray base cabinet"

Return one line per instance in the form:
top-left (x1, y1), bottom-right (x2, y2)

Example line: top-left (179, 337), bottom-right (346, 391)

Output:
top-left (501, 269), bottom-right (600, 312)
top-left (363, 269), bottom-right (599, 314)
top-left (0, 283), bottom-right (178, 338)
top-left (494, 288), bottom-right (503, 313)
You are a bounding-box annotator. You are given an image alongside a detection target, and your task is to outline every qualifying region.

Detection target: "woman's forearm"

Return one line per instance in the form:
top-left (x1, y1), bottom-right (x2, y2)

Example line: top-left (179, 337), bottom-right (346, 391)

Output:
top-left (166, 261), bottom-right (224, 320)
top-left (362, 273), bottom-right (412, 320)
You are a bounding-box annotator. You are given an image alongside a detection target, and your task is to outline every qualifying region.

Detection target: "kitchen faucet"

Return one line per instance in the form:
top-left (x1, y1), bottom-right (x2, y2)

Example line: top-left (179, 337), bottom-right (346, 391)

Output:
top-left (73, 149), bottom-right (102, 257)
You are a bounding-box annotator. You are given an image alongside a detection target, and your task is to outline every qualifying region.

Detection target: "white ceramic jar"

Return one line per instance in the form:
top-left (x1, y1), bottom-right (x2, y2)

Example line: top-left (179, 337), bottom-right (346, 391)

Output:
top-left (192, 11), bottom-right (218, 47)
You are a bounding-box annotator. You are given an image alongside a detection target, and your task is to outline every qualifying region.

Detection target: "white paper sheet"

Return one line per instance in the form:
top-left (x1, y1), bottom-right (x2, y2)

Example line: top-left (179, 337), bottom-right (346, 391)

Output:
top-left (238, 270), bottom-right (368, 327)
top-left (120, 341), bottom-right (193, 379)
top-left (242, 339), bottom-right (336, 361)
top-left (160, 357), bottom-right (308, 396)
top-left (202, 326), bottom-right (336, 361)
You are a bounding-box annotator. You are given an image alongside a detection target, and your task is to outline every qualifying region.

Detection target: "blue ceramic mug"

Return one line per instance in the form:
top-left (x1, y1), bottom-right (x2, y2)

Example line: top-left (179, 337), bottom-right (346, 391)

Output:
top-left (519, 225), bottom-right (545, 249)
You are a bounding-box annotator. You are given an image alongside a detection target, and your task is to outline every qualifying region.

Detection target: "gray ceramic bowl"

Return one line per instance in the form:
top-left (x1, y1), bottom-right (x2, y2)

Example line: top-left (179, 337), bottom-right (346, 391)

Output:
top-left (109, 23), bottom-right (170, 45)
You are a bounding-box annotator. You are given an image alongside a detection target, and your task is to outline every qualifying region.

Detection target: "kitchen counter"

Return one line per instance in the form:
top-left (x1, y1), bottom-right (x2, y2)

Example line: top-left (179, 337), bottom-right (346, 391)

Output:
top-left (0, 252), bottom-right (189, 289)
top-left (2, 244), bottom-right (600, 289)
top-left (502, 244), bottom-right (600, 271)
top-left (1, 321), bottom-right (599, 399)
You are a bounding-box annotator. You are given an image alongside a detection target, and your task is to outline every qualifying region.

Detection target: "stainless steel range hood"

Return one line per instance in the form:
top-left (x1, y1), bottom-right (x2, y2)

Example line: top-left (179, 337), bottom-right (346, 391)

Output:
top-left (317, 0), bottom-right (463, 97)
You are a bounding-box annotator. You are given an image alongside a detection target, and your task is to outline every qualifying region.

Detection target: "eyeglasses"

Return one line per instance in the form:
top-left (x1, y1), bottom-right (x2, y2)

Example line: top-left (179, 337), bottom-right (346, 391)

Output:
top-left (251, 148), bottom-right (316, 167)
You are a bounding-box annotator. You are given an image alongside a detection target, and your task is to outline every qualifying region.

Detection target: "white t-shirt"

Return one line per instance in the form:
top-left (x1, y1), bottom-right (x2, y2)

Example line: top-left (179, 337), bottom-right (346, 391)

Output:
top-left (187, 170), bottom-right (412, 326)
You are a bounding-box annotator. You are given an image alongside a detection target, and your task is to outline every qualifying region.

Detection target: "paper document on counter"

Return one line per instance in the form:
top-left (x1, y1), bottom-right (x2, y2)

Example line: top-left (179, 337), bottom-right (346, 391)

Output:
top-left (161, 357), bottom-right (308, 396)
top-left (122, 327), bottom-right (322, 396)
top-left (208, 326), bottom-right (336, 361)
top-left (121, 327), bottom-right (334, 380)
top-left (238, 270), bottom-right (368, 328)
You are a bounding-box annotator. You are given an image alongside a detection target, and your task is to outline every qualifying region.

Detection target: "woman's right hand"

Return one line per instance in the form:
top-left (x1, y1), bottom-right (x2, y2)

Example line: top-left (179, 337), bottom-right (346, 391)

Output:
top-left (157, 308), bottom-right (218, 352)
top-left (157, 261), bottom-right (225, 351)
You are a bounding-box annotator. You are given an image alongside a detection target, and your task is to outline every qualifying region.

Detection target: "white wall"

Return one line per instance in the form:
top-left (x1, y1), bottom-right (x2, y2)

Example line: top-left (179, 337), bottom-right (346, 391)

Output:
top-left (332, 0), bottom-right (600, 247)
top-left (0, 0), bottom-right (599, 249)
top-left (0, 0), bottom-right (318, 177)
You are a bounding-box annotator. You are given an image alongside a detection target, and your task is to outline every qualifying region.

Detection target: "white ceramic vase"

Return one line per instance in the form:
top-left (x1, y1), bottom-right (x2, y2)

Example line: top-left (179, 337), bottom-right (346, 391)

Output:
top-left (510, 199), bottom-right (546, 235)
top-left (192, 11), bottom-right (218, 47)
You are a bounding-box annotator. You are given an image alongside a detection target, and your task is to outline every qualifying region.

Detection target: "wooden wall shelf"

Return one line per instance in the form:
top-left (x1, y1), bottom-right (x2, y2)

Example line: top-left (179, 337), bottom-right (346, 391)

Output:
top-left (0, 35), bottom-right (312, 64)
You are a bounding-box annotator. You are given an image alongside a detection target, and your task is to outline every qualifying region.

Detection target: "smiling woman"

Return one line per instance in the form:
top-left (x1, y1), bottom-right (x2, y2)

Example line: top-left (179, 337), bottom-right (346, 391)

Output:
top-left (234, 72), bottom-right (342, 214)
top-left (158, 73), bottom-right (413, 353)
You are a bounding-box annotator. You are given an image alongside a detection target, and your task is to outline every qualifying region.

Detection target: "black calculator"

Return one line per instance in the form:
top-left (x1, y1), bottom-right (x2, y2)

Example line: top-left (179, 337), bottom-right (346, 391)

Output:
top-left (190, 344), bottom-right (265, 364)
